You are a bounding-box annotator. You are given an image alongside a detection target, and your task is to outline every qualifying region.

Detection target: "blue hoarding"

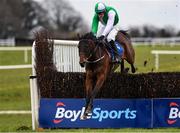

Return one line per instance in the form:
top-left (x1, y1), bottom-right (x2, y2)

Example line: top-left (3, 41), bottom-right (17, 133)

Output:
top-left (39, 98), bottom-right (152, 128)
top-left (153, 98), bottom-right (180, 127)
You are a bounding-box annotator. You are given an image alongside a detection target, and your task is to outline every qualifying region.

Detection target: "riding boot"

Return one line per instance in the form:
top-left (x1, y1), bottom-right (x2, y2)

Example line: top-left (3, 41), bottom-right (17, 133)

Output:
top-left (109, 40), bottom-right (121, 63)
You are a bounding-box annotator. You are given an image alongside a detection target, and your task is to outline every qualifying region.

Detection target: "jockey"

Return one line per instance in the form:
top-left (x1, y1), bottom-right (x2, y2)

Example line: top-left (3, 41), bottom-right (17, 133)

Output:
top-left (91, 2), bottom-right (120, 63)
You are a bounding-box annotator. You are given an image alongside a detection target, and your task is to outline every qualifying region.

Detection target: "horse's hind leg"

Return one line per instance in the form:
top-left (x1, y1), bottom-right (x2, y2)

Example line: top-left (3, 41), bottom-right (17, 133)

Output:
top-left (131, 64), bottom-right (136, 73)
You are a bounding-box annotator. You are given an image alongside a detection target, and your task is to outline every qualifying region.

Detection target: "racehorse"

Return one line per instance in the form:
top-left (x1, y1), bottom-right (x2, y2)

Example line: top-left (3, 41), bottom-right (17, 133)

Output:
top-left (78, 31), bottom-right (135, 119)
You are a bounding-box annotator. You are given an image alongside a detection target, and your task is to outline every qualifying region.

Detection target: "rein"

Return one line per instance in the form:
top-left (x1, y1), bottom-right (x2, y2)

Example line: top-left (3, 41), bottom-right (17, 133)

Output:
top-left (85, 55), bottom-right (105, 63)
top-left (85, 40), bottom-right (105, 64)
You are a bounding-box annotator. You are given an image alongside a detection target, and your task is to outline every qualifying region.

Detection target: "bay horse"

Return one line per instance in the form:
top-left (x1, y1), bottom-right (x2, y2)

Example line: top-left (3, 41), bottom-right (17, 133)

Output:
top-left (78, 31), bottom-right (135, 119)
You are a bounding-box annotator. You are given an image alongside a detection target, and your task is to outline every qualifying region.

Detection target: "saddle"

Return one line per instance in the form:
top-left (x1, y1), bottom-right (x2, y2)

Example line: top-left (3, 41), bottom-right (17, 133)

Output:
top-left (103, 40), bottom-right (124, 63)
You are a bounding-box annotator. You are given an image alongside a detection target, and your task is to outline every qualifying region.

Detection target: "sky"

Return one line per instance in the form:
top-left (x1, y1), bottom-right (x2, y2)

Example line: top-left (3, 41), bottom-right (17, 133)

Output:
top-left (36, 0), bottom-right (180, 30)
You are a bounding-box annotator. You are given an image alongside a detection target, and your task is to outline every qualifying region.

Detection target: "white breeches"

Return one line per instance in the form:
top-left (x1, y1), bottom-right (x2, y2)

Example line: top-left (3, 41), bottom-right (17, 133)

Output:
top-left (96, 24), bottom-right (119, 42)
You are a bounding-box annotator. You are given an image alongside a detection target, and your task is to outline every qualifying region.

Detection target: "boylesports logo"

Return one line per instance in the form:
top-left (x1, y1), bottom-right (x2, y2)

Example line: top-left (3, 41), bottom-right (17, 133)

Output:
top-left (53, 102), bottom-right (66, 124)
top-left (53, 101), bottom-right (137, 124)
top-left (167, 102), bottom-right (180, 125)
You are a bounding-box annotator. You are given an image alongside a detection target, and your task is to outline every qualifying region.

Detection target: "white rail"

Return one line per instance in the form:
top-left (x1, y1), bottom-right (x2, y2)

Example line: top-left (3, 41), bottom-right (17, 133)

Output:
top-left (0, 64), bottom-right (32, 70)
top-left (54, 40), bottom-right (78, 45)
top-left (0, 110), bottom-right (31, 114)
top-left (151, 50), bottom-right (180, 70)
top-left (132, 37), bottom-right (180, 46)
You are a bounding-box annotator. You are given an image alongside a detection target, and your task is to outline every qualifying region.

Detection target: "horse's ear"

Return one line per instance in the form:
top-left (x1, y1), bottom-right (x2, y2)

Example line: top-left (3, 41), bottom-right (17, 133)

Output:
top-left (77, 33), bottom-right (81, 40)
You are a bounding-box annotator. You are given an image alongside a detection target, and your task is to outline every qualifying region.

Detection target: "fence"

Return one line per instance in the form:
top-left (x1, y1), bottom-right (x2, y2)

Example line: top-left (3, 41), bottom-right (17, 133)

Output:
top-left (0, 47), bottom-right (32, 116)
top-left (132, 37), bottom-right (180, 46)
top-left (151, 50), bottom-right (180, 70)
top-left (30, 39), bottom-right (180, 130)
top-left (0, 40), bottom-right (82, 121)
top-left (52, 40), bottom-right (84, 72)
top-left (1, 37), bottom-right (180, 47)
top-left (30, 40), bottom-right (85, 130)
top-left (0, 64), bottom-right (32, 70)
top-left (0, 38), bottom-right (15, 46)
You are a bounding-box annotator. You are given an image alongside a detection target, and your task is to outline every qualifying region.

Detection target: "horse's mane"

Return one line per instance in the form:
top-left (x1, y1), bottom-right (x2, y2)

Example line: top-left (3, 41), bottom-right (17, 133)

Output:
top-left (119, 30), bottom-right (131, 39)
top-left (81, 32), bottom-right (96, 40)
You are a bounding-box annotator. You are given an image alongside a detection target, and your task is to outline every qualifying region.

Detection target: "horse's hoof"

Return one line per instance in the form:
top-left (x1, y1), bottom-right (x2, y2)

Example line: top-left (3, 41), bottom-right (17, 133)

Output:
top-left (80, 115), bottom-right (87, 120)
top-left (80, 112), bottom-right (92, 120)
top-left (132, 67), bottom-right (136, 73)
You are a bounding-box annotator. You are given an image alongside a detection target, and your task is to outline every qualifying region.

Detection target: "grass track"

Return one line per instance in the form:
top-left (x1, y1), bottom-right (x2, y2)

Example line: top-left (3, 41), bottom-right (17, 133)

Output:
top-left (0, 69), bottom-right (31, 110)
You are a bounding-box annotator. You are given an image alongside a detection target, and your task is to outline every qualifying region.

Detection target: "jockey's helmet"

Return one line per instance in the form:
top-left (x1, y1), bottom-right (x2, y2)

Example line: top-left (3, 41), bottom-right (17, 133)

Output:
top-left (95, 2), bottom-right (106, 14)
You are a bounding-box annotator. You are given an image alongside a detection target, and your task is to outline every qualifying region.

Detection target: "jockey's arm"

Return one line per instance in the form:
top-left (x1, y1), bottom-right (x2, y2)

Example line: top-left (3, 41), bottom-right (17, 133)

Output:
top-left (91, 14), bottom-right (99, 36)
top-left (102, 10), bottom-right (115, 37)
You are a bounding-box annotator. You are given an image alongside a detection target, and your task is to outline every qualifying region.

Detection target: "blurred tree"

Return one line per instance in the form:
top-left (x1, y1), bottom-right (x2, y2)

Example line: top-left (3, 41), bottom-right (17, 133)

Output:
top-left (176, 31), bottom-right (180, 37)
top-left (21, 0), bottom-right (50, 38)
top-left (129, 25), bottom-right (179, 38)
top-left (142, 25), bottom-right (157, 37)
top-left (157, 28), bottom-right (171, 37)
top-left (129, 26), bottom-right (142, 37)
top-left (161, 26), bottom-right (176, 37)
top-left (42, 0), bottom-right (88, 38)
top-left (0, 0), bottom-right (88, 39)
top-left (0, 0), bottom-right (21, 38)
top-left (0, 0), bottom-right (50, 38)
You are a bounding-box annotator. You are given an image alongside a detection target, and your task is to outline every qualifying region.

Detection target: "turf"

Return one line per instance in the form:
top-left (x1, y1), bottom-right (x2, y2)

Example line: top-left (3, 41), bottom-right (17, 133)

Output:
top-left (0, 50), bottom-right (31, 65)
top-left (0, 69), bottom-right (31, 110)
top-left (0, 114), bottom-right (32, 132)
top-left (132, 45), bottom-right (180, 73)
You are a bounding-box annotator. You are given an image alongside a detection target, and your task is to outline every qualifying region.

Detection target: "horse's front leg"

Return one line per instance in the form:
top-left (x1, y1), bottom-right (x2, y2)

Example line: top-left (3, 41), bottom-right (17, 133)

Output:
top-left (88, 73), bottom-right (106, 113)
top-left (81, 71), bottom-right (93, 120)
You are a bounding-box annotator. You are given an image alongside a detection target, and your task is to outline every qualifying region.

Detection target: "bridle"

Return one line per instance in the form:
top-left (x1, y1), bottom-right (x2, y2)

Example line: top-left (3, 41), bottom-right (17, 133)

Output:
top-left (82, 39), bottom-right (105, 64)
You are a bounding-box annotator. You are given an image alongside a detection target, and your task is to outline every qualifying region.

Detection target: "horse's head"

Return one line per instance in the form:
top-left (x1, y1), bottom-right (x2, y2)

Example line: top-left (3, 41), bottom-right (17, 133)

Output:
top-left (78, 32), bottom-right (96, 67)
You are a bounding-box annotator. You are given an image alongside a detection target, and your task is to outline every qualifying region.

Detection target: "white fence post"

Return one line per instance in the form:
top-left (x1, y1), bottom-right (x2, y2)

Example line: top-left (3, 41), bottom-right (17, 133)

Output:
top-left (24, 48), bottom-right (28, 63)
top-left (30, 41), bottom-right (39, 130)
top-left (155, 53), bottom-right (159, 70)
top-left (29, 76), bottom-right (36, 130)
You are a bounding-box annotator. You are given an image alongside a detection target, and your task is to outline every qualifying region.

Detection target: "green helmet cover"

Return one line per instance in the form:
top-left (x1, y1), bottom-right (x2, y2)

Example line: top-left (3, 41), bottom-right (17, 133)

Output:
top-left (95, 2), bottom-right (106, 13)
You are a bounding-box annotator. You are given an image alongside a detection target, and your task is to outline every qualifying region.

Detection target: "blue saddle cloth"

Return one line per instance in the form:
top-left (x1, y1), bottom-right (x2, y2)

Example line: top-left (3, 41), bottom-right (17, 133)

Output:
top-left (108, 41), bottom-right (124, 60)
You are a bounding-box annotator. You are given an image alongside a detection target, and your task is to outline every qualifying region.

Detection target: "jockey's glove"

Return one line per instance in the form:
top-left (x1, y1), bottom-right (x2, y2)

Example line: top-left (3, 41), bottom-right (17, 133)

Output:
top-left (98, 35), bottom-right (105, 41)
